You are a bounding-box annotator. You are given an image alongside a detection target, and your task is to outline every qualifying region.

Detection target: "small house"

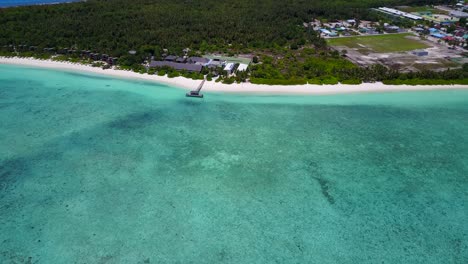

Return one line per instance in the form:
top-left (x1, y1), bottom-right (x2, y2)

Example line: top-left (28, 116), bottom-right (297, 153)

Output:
top-left (223, 63), bottom-right (235, 74)
top-left (237, 63), bottom-right (249, 72)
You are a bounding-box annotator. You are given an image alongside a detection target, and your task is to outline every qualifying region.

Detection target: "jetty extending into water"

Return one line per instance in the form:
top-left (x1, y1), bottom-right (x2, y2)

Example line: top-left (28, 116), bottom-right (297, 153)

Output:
top-left (186, 79), bottom-right (205, 98)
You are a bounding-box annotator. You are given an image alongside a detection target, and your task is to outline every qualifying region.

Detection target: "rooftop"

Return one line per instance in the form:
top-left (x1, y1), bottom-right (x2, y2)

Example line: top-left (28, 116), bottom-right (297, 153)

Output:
top-left (203, 54), bottom-right (252, 65)
top-left (237, 63), bottom-right (249, 72)
top-left (149, 61), bottom-right (202, 72)
top-left (188, 57), bottom-right (210, 64)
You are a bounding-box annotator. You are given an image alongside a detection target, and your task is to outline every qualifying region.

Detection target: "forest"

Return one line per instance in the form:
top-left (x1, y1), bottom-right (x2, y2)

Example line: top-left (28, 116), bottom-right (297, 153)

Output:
top-left (0, 0), bottom-right (452, 55)
top-left (0, 0), bottom-right (465, 85)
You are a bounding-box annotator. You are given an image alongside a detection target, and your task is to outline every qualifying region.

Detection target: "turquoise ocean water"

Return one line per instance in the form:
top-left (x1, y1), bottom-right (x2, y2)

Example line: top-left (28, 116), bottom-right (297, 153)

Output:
top-left (0, 0), bottom-right (80, 8)
top-left (0, 64), bottom-right (467, 263)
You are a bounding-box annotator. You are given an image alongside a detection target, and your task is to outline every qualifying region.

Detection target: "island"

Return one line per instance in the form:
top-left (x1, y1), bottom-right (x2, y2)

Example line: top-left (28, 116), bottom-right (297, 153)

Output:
top-left (1, 0), bottom-right (468, 88)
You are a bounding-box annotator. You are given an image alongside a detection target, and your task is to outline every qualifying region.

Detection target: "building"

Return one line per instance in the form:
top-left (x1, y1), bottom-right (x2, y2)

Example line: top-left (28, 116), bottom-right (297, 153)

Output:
top-left (431, 32), bottom-right (446, 38)
top-left (412, 50), bottom-right (428, 56)
top-left (207, 58), bottom-right (224, 68)
top-left (108, 57), bottom-right (118, 65)
top-left (319, 28), bottom-right (331, 35)
top-left (164, 55), bottom-right (177, 62)
top-left (376, 7), bottom-right (422, 20)
top-left (223, 63), bottom-right (235, 74)
top-left (450, 10), bottom-right (468, 18)
top-left (422, 14), bottom-right (458, 25)
top-left (237, 63), bottom-right (249, 72)
top-left (149, 61), bottom-right (202, 72)
top-left (188, 57), bottom-right (210, 65)
top-left (384, 25), bottom-right (400, 33)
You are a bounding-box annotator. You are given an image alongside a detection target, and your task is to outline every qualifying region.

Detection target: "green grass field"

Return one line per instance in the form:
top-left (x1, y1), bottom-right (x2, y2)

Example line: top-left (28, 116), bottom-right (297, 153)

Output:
top-left (396, 6), bottom-right (448, 15)
top-left (327, 33), bottom-right (430, 53)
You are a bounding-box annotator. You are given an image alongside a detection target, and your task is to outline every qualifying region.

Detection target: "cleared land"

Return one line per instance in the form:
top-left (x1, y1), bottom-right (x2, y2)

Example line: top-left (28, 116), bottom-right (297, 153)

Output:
top-left (395, 6), bottom-right (449, 15)
top-left (327, 33), bottom-right (430, 53)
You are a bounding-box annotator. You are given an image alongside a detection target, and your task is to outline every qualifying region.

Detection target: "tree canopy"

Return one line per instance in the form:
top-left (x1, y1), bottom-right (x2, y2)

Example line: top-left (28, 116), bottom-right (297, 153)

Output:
top-left (0, 0), bottom-right (449, 56)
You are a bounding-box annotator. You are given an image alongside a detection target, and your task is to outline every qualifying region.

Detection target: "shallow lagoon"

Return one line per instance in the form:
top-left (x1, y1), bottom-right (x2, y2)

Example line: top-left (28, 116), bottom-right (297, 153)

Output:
top-left (0, 0), bottom-right (80, 8)
top-left (1, 65), bottom-right (467, 263)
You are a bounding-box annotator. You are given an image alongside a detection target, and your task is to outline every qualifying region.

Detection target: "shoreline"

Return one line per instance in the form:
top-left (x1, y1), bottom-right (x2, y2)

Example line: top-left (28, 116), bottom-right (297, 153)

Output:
top-left (0, 0), bottom-right (84, 9)
top-left (1, 57), bottom-right (468, 95)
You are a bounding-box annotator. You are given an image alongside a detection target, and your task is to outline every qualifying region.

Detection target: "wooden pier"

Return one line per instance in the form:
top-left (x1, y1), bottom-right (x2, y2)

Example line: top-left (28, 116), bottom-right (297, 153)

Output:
top-left (186, 79), bottom-right (205, 98)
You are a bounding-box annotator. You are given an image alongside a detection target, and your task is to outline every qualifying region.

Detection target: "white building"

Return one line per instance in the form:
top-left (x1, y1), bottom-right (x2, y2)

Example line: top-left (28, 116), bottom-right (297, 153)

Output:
top-left (224, 63), bottom-right (235, 74)
top-left (237, 63), bottom-right (249, 72)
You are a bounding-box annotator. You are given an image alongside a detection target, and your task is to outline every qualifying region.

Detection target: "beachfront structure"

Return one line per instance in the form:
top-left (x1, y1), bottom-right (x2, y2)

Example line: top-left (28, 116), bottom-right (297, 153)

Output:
top-left (188, 57), bottom-right (210, 65)
top-left (164, 55), bottom-right (177, 62)
top-left (224, 63), bottom-right (235, 74)
top-left (203, 54), bottom-right (252, 67)
top-left (149, 61), bottom-right (202, 72)
top-left (206, 58), bottom-right (225, 68)
top-left (237, 63), bottom-right (249, 72)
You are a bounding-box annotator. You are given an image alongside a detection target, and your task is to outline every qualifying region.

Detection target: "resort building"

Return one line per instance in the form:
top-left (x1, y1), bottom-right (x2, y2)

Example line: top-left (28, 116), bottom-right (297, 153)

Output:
top-left (206, 58), bottom-right (225, 68)
top-left (223, 63), bottom-right (235, 74)
top-left (175, 57), bottom-right (186, 63)
top-left (237, 63), bottom-right (249, 72)
top-left (188, 57), bottom-right (210, 65)
top-left (164, 55), bottom-right (177, 62)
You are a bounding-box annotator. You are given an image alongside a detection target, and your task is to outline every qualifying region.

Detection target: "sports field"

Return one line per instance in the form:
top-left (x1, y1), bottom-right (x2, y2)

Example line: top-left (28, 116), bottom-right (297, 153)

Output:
top-left (396, 6), bottom-right (448, 15)
top-left (327, 33), bottom-right (430, 53)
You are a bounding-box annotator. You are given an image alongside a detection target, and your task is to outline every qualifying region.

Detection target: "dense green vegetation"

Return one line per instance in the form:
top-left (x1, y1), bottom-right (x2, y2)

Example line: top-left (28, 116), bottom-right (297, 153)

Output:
top-left (0, 0), bottom-right (465, 85)
top-left (0, 0), bottom-right (449, 55)
top-left (250, 48), bottom-right (357, 84)
top-left (251, 54), bottom-right (468, 85)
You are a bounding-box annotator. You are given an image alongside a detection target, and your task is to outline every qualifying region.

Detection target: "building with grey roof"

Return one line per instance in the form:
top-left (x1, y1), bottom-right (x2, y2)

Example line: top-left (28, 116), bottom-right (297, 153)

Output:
top-left (149, 61), bottom-right (202, 72)
top-left (164, 55), bottom-right (178, 61)
top-left (450, 10), bottom-right (468, 18)
top-left (176, 57), bottom-right (186, 63)
top-left (188, 57), bottom-right (210, 65)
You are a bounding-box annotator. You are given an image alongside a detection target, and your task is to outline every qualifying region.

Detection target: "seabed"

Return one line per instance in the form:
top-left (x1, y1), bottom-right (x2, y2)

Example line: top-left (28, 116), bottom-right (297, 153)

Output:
top-left (0, 65), bottom-right (467, 263)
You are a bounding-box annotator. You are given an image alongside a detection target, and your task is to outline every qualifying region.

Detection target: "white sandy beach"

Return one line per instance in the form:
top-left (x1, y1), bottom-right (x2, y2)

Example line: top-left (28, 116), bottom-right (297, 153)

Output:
top-left (1, 56), bottom-right (468, 95)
